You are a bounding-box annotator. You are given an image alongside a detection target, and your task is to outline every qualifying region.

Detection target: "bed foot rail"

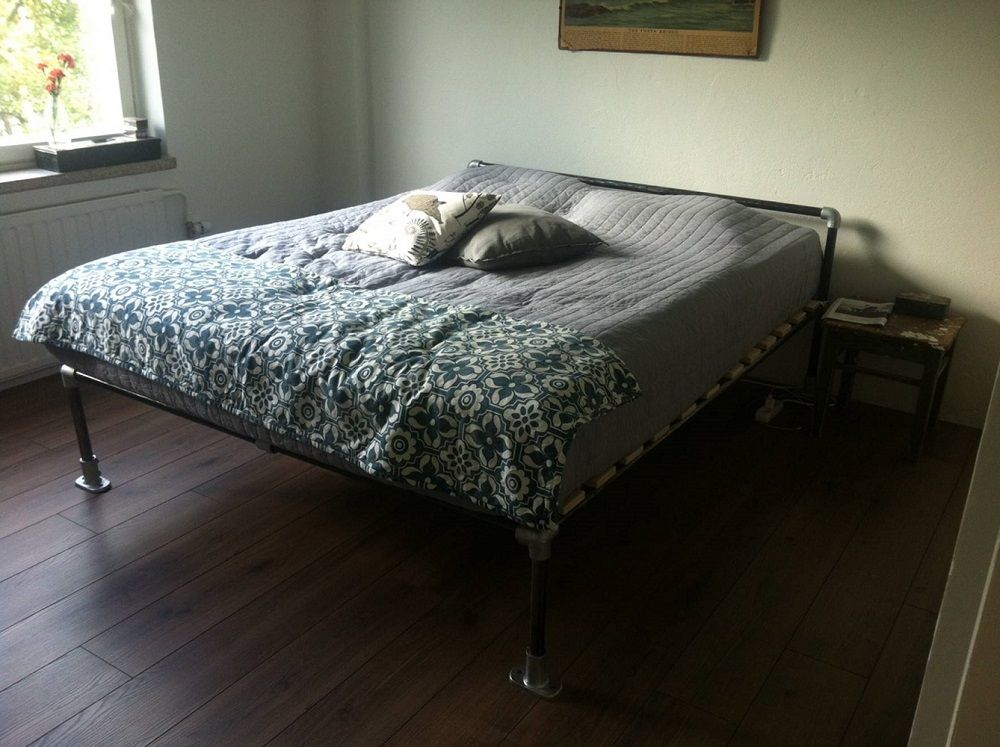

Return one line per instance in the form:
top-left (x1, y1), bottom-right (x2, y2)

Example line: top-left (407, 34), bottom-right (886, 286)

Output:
top-left (60, 365), bottom-right (112, 494)
top-left (509, 526), bottom-right (562, 699)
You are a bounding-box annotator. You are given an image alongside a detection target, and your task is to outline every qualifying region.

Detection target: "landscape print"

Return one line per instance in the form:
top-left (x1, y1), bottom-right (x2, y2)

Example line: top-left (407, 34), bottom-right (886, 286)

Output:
top-left (560, 0), bottom-right (762, 57)
top-left (564, 0), bottom-right (757, 33)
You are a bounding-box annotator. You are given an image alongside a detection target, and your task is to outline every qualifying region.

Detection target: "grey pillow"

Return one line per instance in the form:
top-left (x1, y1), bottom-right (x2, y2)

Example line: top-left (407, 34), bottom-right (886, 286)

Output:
top-left (450, 205), bottom-right (603, 270)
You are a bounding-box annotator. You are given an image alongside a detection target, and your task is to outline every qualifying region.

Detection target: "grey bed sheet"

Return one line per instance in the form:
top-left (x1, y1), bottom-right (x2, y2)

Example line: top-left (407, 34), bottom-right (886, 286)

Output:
top-left (53, 165), bottom-right (821, 513)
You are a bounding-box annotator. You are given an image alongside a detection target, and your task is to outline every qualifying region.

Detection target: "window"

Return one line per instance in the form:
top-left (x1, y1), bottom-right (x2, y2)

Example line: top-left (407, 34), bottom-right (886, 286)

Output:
top-left (0, 0), bottom-right (135, 168)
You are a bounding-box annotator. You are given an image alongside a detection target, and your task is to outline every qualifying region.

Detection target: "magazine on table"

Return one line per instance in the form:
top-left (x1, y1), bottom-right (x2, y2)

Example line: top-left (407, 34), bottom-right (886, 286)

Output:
top-left (823, 298), bottom-right (893, 326)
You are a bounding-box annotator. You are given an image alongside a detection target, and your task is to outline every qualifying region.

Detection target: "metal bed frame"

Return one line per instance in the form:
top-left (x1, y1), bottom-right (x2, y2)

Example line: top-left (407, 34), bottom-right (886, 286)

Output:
top-left (56, 160), bottom-right (840, 699)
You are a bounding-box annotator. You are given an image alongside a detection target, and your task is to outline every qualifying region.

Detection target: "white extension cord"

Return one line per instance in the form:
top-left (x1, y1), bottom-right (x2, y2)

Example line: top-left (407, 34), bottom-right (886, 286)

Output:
top-left (755, 394), bottom-right (785, 424)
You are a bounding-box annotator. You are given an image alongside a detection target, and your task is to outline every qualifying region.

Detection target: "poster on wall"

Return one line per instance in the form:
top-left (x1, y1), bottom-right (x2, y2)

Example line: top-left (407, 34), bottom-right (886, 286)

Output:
top-left (559, 0), bottom-right (763, 58)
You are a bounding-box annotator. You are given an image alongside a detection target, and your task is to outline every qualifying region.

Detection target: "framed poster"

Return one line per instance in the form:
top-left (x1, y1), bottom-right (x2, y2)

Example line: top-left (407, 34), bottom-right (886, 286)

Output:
top-left (559, 0), bottom-right (763, 58)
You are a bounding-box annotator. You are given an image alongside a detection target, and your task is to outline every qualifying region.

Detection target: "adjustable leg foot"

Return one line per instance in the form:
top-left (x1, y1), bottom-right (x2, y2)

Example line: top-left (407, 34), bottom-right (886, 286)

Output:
top-left (75, 459), bottom-right (112, 493)
top-left (509, 526), bottom-right (562, 698)
top-left (61, 366), bottom-right (112, 493)
top-left (509, 649), bottom-right (562, 699)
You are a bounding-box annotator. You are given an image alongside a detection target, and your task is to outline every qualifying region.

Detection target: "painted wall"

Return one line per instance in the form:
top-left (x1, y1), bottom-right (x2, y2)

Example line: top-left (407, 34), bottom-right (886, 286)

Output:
top-left (4, 0), bottom-right (327, 233)
top-left (911, 362), bottom-right (1000, 745)
top-left (360, 0), bottom-right (1000, 427)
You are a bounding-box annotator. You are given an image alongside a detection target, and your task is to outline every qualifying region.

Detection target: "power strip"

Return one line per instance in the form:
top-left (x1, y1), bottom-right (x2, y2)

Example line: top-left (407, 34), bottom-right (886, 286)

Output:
top-left (755, 394), bottom-right (785, 424)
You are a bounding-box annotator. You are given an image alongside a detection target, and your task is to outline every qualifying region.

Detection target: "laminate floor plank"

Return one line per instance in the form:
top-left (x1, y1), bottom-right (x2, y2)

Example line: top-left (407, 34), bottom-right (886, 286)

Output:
top-left (651, 491), bottom-right (865, 724)
top-left (0, 380), bottom-right (977, 747)
top-left (263, 522), bottom-right (521, 747)
top-left (906, 453), bottom-right (976, 614)
top-left (0, 407), bottom-right (182, 504)
top-left (0, 469), bottom-right (346, 691)
top-left (611, 693), bottom-right (736, 747)
top-left (502, 442), bottom-right (814, 746)
top-left (35, 504), bottom-right (453, 746)
top-left (789, 454), bottom-right (966, 677)
top-left (154, 520), bottom-right (512, 745)
top-left (0, 375), bottom-right (71, 438)
top-left (386, 408), bottom-right (795, 747)
top-left (86, 477), bottom-right (402, 674)
top-left (730, 650), bottom-right (865, 747)
top-left (841, 604), bottom-right (938, 746)
top-left (0, 453), bottom-right (301, 631)
top-left (58, 435), bottom-right (258, 532)
top-left (0, 433), bottom-right (53, 473)
top-left (0, 648), bottom-right (129, 747)
top-left (0, 514), bottom-right (93, 582)
top-left (19, 388), bottom-right (156, 450)
top-left (0, 415), bottom-right (223, 538)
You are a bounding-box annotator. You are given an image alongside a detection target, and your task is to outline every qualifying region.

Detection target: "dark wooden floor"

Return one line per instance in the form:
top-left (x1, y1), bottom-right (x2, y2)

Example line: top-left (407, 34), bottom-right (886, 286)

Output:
top-left (0, 376), bottom-right (977, 746)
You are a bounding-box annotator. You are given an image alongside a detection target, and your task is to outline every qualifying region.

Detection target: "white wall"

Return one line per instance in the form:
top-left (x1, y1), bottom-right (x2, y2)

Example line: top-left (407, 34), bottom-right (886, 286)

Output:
top-left (4, 0), bottom-right (328, 233)
top-left (360, 0), bottom-right (1000, 427)
top-left (911, 363), bottom-right (1000, 745)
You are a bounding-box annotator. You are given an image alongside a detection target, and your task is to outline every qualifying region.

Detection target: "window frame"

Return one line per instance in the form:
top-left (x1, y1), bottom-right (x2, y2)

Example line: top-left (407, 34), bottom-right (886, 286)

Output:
top-left (0, 0), bottom-right (138, 170)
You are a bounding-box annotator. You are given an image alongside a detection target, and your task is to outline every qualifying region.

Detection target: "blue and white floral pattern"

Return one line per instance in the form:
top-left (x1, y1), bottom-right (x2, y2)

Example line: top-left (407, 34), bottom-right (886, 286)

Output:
top-left (14, 245), bottom-right (640, 528)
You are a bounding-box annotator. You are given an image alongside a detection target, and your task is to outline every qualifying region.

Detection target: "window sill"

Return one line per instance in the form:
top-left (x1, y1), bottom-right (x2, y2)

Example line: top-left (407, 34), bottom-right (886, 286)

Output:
top-left (0, 156), bottom-right (177, 196)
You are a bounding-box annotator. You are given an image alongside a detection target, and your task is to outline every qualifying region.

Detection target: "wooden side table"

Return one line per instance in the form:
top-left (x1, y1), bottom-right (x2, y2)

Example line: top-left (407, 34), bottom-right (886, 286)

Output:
top-left (814, 313), bottom-right (966, 457)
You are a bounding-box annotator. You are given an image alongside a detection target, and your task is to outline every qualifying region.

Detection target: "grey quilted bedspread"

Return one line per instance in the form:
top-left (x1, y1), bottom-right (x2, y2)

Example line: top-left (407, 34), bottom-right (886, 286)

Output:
top-left (190, 164), bottom-right (821, 497)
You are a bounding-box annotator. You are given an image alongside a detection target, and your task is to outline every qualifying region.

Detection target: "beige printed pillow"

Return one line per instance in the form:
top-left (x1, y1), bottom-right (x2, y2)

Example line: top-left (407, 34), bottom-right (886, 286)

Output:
top-left (344, 191), bottom-right (500, 266)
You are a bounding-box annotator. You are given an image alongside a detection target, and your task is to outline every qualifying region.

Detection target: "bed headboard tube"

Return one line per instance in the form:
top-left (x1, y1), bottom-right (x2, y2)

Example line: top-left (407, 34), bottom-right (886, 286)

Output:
top-left (467, 159), bottom-right (839, 303)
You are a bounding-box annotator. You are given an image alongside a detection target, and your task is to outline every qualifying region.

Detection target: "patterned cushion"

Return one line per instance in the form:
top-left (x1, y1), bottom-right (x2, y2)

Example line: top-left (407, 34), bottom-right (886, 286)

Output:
top-left (450, 204), bottom-right (604, 270)
top-left (344, 191), bottom-right (499, 266)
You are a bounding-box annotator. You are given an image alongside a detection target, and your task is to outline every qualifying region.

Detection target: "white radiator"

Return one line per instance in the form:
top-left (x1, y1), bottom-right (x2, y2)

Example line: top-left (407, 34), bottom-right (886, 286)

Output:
top-left (0, 189), bottom-right (187, 386)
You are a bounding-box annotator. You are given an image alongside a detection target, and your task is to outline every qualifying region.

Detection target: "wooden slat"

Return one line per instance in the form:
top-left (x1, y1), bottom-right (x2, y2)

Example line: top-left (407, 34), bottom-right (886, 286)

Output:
top-left (789, 310), bottom-right (807, 325)
top-left (678, 404), bottom-right (698, 423)
top-left (701, 384), bottom-right (721, 402)
top-left (561, 489), bottom-right (587, 515)
top-left (756, 335), bottom-right (778, 352)
top-left (741, 348), bottom-right (763, 366)
top-left (773, 322), bottom-right (793, 339)
top-left (724, 363), bottom-right (747, 381)
top-left (805, 299), bottom-right (822, 311)
top-left (584, 466), bottom-right (618, 492)
top-left (620, 446), bottom-right (645, 467)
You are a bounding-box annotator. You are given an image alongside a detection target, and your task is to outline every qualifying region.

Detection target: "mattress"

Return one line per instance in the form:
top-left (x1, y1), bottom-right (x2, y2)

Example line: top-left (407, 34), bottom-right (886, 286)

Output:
top-left (48, 164), bottom-right (822, 518)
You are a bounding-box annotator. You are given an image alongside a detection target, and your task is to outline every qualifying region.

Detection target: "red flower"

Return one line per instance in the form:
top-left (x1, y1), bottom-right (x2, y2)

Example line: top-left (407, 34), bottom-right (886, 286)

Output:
top-left (37, 61), bottom-right (48, 71)
top-left (57, 53), bottom-right (76, 69)
top-left (48, 67), bottom-right (65, 80)
top-left (45, 82), bottom-right (56, 93)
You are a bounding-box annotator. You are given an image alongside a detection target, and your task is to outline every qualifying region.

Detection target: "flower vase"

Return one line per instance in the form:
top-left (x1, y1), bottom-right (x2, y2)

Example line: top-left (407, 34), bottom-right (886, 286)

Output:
top-left (45, 97), bottom-right (69, 147)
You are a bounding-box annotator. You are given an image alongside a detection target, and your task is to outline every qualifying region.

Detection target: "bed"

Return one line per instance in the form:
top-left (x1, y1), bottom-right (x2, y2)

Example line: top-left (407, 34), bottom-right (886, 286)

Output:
top-left (14, 161), bottom-right (840, 697)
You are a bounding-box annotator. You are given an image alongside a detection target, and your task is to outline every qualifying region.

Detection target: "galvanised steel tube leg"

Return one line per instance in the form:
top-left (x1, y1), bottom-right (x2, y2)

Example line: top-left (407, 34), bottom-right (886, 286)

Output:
top-left (509, 525), bottom-right (562, 698)
top-left (61, 365), bottom-right (111, 493)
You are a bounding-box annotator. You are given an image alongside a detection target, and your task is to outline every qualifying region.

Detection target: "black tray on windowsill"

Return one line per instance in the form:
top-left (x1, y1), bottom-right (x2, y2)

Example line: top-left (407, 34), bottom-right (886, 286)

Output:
top-left (33, 137), bottom-right (162, 173)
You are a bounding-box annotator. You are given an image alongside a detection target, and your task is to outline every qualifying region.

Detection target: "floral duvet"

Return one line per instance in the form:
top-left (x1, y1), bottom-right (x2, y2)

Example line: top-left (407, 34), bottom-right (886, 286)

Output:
top-left (14, 244), bottom-right (640, 529)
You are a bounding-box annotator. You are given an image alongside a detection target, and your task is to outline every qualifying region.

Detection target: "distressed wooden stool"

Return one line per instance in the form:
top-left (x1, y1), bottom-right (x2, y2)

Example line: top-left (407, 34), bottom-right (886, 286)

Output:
top-left (814, 313), bottom-right (966, 457)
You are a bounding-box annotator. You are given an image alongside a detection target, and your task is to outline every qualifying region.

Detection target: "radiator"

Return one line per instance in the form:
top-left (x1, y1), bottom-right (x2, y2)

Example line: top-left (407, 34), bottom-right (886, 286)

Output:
top-left (0, 189), bottom-right (187, 386)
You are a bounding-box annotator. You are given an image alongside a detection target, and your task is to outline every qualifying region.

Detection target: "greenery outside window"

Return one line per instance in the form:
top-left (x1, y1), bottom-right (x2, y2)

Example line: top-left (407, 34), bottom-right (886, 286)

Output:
top-left (0, 0), bottom-right (136, 169)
